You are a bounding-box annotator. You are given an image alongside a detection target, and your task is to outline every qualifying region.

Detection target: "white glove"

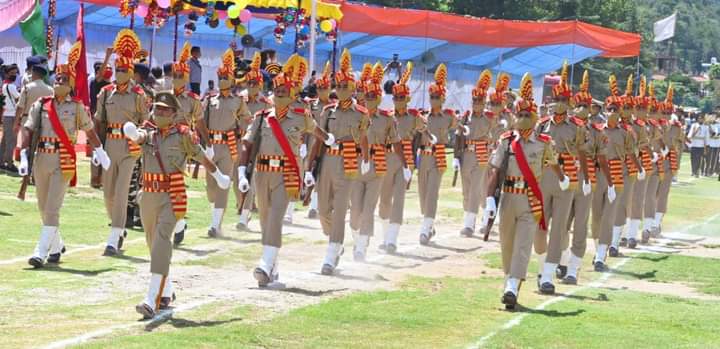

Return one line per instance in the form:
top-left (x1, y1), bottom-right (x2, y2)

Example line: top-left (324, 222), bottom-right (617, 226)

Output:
top-left (18, 149), bottom-right (29, 176)
top-left (499, 119), bottom-right (508, 129)
top-left (304, 171), bottom-right (315, 187)
top-left (202, 145), bottom-right (215, 160)
top-left (608, 185), bottom-right (617, 203)
top-left (361, 160), bottom-right (371, 175)
top-left (299, 143), bottom-right (308, 159)
top-left (637, 168), bottom-right (646, 180)
top-left (211, 169), bottom-right (231, 190)
top-left (456, 125), bottom-right (469, 136)
top-left (237, 166), bottom-right (250, 193)
top-left (324, 133), bottom-right (335, 146)
top-left (661, 146), bottom-right (669, 157)
top-left (429, 134), bottom-right (438, 145)
top-left (651, 152), bottom-right (659, 163)
top-left (403, 166), bottom-right (412, 183)
top-left (93, 147), bottom-right (111, 170)
top-left (122, 122), bottom-right (139, 142)
top-left (452, 158), bottom-right (461, 171)
top-left (582, 180), bottom-right (591, 196)
top-left (559, 175), bottom-right (570, 191)
top-left (484, 197), bottom-right (497, 219)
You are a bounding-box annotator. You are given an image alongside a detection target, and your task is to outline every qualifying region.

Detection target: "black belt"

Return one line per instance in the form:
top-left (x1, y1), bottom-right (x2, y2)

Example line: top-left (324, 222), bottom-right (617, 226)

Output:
top-left (503, 178), bottom-right (528, 190)
top-left (38, 140), bottom-right (61, 150)
top-left (210, 132), bottom-right (231, 141)
top-left (257, 158), bottom-right (285, 166)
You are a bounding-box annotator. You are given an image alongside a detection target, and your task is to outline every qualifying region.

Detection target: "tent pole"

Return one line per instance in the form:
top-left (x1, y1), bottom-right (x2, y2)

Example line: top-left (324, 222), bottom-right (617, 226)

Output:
top-left (173, 13), bottom-right (179, 61)
top-left (331, 32), bottom-right (337, 78)
top-left (149, 19), bottom-right (157, 67)
top-left (309, 0), bottom-right (317, 79)
top-left (130, 10), bottom-right (135, 30)
top-left (293, 0), bottom-right (301, 54)
top-left (635, 55), bottom-right (641, 95)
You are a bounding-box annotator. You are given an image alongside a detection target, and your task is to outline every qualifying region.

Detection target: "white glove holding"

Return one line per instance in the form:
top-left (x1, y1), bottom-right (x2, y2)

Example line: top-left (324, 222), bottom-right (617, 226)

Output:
top-left (661, 146), bottom-right (669, 157)
top-left (299, 143), bottom-right (308, 159)
top-left (122, 122), bottom-right (140, 142)
top-left (361, 160), bottom-right (371, 175)
top-left (203, 145), bottom-right (215, 160)
top-left (18, 149), bottom-right (29, 176)
top-left (403, 166), bottom-right (412, 183)
top-left (499, 119), bottom-right (508, 129)
top-left (304, 171), bottom-right (315, 187)
top-left (93, 147), bottom-right (111, 170)
top-left (484, 196), bottom-right (497, 219)
top-left (237, 166), bottom-right (250, 193)
top-left (608, 185), bottom-right (617, 203)
top-left (452, 158), bottom-right (461, 171)
top-left (559, 175), bottom-right (570, 191)
top-left (211, 169), bottom-right (231, 190)
top-left (582, 180), bottom-right (591, 196)
top-left (324, 133), bottom-right (336, 146)
top-left (429, 134), bottom-right (438, 145)
top-left (651, 152), bottom-right (659, 163)
top-left (637, 168), bottom-right (646, 181)
top-left (456, 125), bottom-right (470, 136)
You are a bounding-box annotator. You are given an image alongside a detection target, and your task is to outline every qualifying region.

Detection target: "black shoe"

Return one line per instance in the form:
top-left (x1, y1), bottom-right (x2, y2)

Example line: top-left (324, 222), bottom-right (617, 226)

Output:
top-left (47, 253), bottom-right (61, 264)
top-left (628, 238), bottom-right (638, 249)
top-left (173, 229), bottom-right (185, 246)
top-left (538, 281), bottom-right (555, 295)
top-left (556, 265), bottom-right (568, 279)
top-left (135, 303), bottom-right (156, 320)
top-left (307, 209), bottom-right (318, 219)
top-left (460, 227), bottom-right (474, 237)
top-left (208, 227), bottom-right (219, 238)
top-left (594, 260), bottom-right (607, 272)
top-left (641, 229), bottom-right (651, 244)
top-left (125, 208), bottom-right (135, 229)
top-left (502, 291), bottom-right (517, 310)
top-left (103, 245), bottom-right (118, 256)
top-left (5, 164), bottom-right (19, 177)
top-left (117, 230), bottom-right (128, 250)
top-left (562, 275), bottom-right (578, 285)
top-left (321, 264), bottom-right (335, 275)
top-left (254, 267), bottom-right (272, 287)
top-left (386, 243), bottom-right (397, 254)
top-left (609, 246), bottom-right (619, 257)
top-left (619, 238), bottom-right (628, 247)
top-left (28, 257), bottom-right (44, 268)
top-left (159, 293), bottom-right (176, 310)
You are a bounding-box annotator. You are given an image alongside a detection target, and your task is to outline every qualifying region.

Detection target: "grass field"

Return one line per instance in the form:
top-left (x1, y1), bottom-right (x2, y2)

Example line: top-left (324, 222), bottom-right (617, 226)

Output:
top-left (0, 156), bottom-right (719, 349)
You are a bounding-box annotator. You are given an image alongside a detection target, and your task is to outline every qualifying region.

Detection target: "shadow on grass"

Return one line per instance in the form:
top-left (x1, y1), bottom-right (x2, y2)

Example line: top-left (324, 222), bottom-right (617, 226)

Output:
top-left (631, 254), bottom-right (670, 262)
top-left (390, 252), bottom-right (449, 263)
top-left (554, 292), bottom-right (610, 302)
top-left (426, 243), bottom-right (483, 254)
top-left (512, 305), bottom-right (587, 317)
top-left (145, 315), bottom-right (244, 332)
top-left (314, 271), bottom-right (375, 282)
top-left (207, 236), bottom-right (261, 245)
top-left (257, 286), bottom-right (349, 297)
top-left (112, 253), bottom-right (150, 264)
top-left (174, 246), bottom-right (221, 257)
top-left (0, 211), bottom-right (12, 216)
top-left (609, 268), bottom-right (658, 280)
top-left (26, 265), bottom-right (114, 276)
top-left (365, 260), bottom-right (423, 270)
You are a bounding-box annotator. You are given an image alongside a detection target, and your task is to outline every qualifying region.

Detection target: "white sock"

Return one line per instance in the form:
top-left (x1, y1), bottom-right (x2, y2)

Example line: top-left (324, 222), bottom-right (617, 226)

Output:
top-left (567, 254), bottom-right (582, 278)
top-left (643, 217), bottom-right (655, 231)
top-left (628, 219), bottom-right (641, 239)
top-left (463, 212), bottom-right (477, 230)
top-left (595, 244), bottom-right (608, 263)
top-left (323, 242), bottom-right (342, 267)
top-left (560, 249), bottom-right (571, 266)
top-left (259, 245), bottom-right (279, 275)
top-left (49, 230), bottom-right (64, 254)
top-left (385, 223), bottom-right (400, 246)
top-left (420, 217), bottom-right (434, 236)
top-left (536, 254), bottom-right (546, 276)
top-left (173, 219), bottom-right (186, 234)
top-left (354, 234), bottom-right (369, 254)
top-left (211, 208), bottom-right (224, 230)
top-left (310, 191), bottom-right (318, 210)
top-left (540, 262), bottom-right (557, 284)
top-left (654, 212), bottom-right (664, 228)
top-left (381, 219), bottom-right (390, 236)
top-left (144, 273), bottom-right (164, 309)
top-left (238, 209), bottom-right (251, 225)
top-left (504, 277), bottom-right (520, 295)
top-left (162, 276), bottom-right (174, 298)
top-left (106, 227), bottom-right (123, 249)
top-left (285, 203), bottom-right (294, 222)
top-left (611, 226), bottom-right (622, 248)
top-left (33, 226), bottom-right (57, 260)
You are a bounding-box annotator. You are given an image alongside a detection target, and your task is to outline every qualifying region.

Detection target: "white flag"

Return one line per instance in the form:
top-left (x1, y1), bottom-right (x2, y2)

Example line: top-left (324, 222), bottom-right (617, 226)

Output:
top-left (654, 12), bottom-right (677, 42)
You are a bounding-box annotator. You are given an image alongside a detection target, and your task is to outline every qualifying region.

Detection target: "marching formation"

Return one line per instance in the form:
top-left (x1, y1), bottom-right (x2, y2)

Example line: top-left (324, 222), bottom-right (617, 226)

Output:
top-left (14, 29), bottom-right (685, 317)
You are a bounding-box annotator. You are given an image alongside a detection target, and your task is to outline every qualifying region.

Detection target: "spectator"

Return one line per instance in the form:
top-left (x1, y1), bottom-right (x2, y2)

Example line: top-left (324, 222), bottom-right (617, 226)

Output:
top-left (707, 116), bottom-right (720, 176)
top-left (0, 64), bottom-right (20, 174)
top-left (157, 63), bottom-right (173, 91)
top-left (203, 79), bottom-right (217, 101)
top-left (189, 46), bottom-right (202, 95)
top-left (688, 114), bottom-right (709, 178)
top-left (89, 61), bottom-right (112, 115)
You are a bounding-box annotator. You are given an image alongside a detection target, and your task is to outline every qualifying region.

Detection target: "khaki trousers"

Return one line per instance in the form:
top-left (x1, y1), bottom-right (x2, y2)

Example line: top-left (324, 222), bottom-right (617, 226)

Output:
top-left (656, 160), bottom-right (673, 214)
top-left (140, 192), bottom-right (176, 275)
top-left (33, 153), bottom-right (69, 226)
top-left (643, 173), bottom-right (660, 219)
top-left (534, 167), bottom-right (573, 264)
top-left (499, 193), bottom-right (536, 279)
top-left (614, 170), bottom-right (635, 226)
top-left (318, 155), bottom-right (353, 243)
top-left (350, 162), bottom-right (383, 236)
top-left (564, 185), bottom-right (592, 258)
top-left (418, 153), bottom-right (444, 218)
top-left (103, 139), bottom-right (137, 228)
top-left (460, 152), bottom-right (488, 214)
top-left (255, 171), bottom-right (289, 248)
top-left (591, 172), bottom-right (619, 245)
top-left (206, 144), bottom-right (234, 209)
top-left (630, 175), bottom-right (648, 220)
top-left (378, 152), bottom-right (406, 224)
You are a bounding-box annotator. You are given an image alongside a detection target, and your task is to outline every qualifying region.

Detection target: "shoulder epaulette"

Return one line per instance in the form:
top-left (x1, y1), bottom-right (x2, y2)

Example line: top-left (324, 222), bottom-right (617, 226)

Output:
top-left (187, 91), bottom-right (201, 100)
top-left (443, 109), bottom-right (456, 116)
top-left (408, 109), bottom-right (421, 117)
top-left (102, 84), bottom-right (114, 92)
top-left (591, 122), bottom-right (605, 131)
top-left (292, 107), bottom-right (307, 115)
top-left (537, 133), bottom-right (552, 143)
top-left (353, 103), bottom-right (368, 114)
top-left (672, 120), bottom-right (683, 127)
top-left (379, 109), bottom-right (394, 117)
top-left (175, 124), bottom-right (191, 135)
top-left (634, 119), bottom-right (646, 127)
top-left (131, 85), bottom-right (145, 95)
top-left (647, 119), bottom-right (659, 127)
top-left (570, 116), bottom-right (585, 127)
top-left (500, 130), bottom-right (514, 140)
top-left (323, 102), bottom-right (338, 111)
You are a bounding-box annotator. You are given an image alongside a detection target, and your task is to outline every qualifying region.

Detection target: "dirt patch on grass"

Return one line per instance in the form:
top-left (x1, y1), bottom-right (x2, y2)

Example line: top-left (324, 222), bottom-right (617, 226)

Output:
top-left (601, 278), bottom-right (720, 301)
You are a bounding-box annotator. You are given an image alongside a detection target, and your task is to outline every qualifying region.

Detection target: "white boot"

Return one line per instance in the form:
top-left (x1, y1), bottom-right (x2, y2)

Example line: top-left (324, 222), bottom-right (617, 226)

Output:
top-left (540, 262), bottom-right (557, 285)
top-left (237, 209), bottom-right (251, 230)
top-left (354, 234), bottom-right (369, 262)
top-left (504, 277), bottom-right (520, 296)
top-left (321, 242), bottom-right (343, 274)
top-left (310, 191), bottom-right (318, 210)
top-left (566, 254), bottom-right (583, 280)
top-left (643, 217), bottom-right (655, 232)
top-left (384, 223), bottom-right (400, 253)
top-left (419, 217), bottom-right (434, 244)
top-left (32, 226), bottom-right (57, 261)
top-left (209, 208), bottom-right (224, 237)
top-left (284, 203), bottom-right (294, 224)
top-left (174, 219), bottom-right (186, 234)
top-left (654, 212), bottom-right (664, 229)
top-left (536, 254), bottom-right (546, 276)
top-left (460, 212), bottom-right (476, 236)
top-left (560, 249), bottom-right (571, 266)
top-left (106, 227), bottom-right (123, 249)
top-left (49, 230), bottom-right (64, 255)
top-left (611, 226), bottom-right (622, 248)
top-left (162, 276), bottom-right (174, 298)
top-left (255, 245), bottom-right (279, 286)
top-left (628, 219), bottom-right (641, 240)
top-left (595, 244), bottom-right (608, 263)
top-left (143, 273), bottom-right (164, 310)
top-left (381, 219), bottom-right (390, 238)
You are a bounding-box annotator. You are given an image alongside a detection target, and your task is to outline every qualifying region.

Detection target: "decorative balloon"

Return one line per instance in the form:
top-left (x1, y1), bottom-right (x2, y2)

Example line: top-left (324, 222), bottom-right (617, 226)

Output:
top-left (157, 0), bottom-right (171, 9)
top-left (239, 9), bottom-right (252, 23)
top-left (235, 24), bottom-right (246, 35)
top-left (227, 5), bottom-right (240, 19)
top-left (217, 10), bottom-right (227, 20)
top-left (225, 19), bottom-right (234, 29)
top-left (135, 4), bottom-right (148, 17)
top-left (230, 17), bottom-right (241, 26)
top-left (320, 20), bottom-right (332, 33)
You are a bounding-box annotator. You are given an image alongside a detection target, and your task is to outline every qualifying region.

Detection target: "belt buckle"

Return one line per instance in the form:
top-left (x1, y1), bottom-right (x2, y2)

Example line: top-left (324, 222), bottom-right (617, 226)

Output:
top-left (212, 133), bottom-right (223, 141)
top-left (111, 128), bottom-right (122, 136)
top-left (330, 144), bottom-right (340, 150)
top-left (43, 142), bottom-right (54, 150)
top-left (269, 159), bottom-right (281, 167)
top-left (152, 180), bottom-right (160, 191)
top-left (514, 180), bottom-right (525, 189)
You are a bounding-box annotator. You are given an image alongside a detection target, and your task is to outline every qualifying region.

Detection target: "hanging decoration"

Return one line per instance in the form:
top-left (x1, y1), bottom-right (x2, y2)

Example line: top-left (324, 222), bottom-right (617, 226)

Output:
top-left (46, 0), bottom-right (57, 60)
top-left (184, 11), bottom-right (199, 37)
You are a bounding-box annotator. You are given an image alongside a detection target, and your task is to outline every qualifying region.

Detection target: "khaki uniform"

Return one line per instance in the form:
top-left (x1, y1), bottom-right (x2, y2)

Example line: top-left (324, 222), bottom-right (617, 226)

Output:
top-left (95, 85), bottom-right (148, 228)
top-left (234, 95), bottom-right (271, 213)
top-left (656, 120), bottom-right (683, 214)
top-left (350, 110), bottom-right (400, 236)
top-left (564, 120), bottom-right (606, 258)
top-left (25, 96), bottom-right (94, 226)
top-left (418, 111), bottom-right (457, 219)
top-left (244, 107), bottom-right (316, 247)
top-left (643, 120), bottom-right (664, 221)
top-left (139, 125), bottom-right (203, 275)
top-left (316, 102), bottom-right (369, 243)
top-left (614, 122), bottom-right (638, 227)
top-left (534, 116), bottom-right (587, 264)
top-left (492, 131), bottom-right (556, 279)
top-left (459, 112), bottom-right (498, 214)
top-left (379, 110), bottom-right (421, 224)
top-left (16, 79), bottom-right (53, 127)
top-left (175, 91), bottom-right (202, 126)
top-left (591, 123), bottom-right (632, 245)
top-left (630, 119), bottom-right (651, 220)
top-left (204, 94), bottom-right (249, 209)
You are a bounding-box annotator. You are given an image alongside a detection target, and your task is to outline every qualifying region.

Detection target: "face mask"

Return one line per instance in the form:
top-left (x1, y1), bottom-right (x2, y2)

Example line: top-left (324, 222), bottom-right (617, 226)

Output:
top-left (393, 98), bottom-right (408, 110)
top-left (430, 98), bottom-right (444, 110)
top-left (153, 113), bottom-right (173, 128)
top-left (336, 87), bottom-right (353, 101)
top-left (249, 86), bottom-right (261, 97)
top-left (54, 85), bottom-right (71, 97)
top-left (318, 89), bottom-right (330, 102)
top-left (218, 79), bottom-right (232, 91)
top-left (173, 79), bottom-right (186, 90)
top-left (516, 116), bottom-right (535, 130)
top-left (472, 101), bottom-right (485, 113)
top-left (274, 96), bottom-right (293, 107)
top-left (116, 72), bottom-right (131, 84)
top-left (575, 106), bottom-right (589, 119)
top-left (554, 102), bottom-right (568, 114)
top-left (366, 97), bottom-right (381, 111)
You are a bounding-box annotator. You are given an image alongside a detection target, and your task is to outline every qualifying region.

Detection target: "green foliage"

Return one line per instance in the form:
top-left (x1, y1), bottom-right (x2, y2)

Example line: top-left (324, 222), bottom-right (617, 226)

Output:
top-left (709, 64), bottom-right (720, 80)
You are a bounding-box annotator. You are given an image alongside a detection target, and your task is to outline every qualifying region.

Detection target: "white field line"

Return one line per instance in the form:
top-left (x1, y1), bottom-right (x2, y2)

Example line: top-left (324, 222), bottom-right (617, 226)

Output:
top-left (0, 238), bottom-right (145, 266)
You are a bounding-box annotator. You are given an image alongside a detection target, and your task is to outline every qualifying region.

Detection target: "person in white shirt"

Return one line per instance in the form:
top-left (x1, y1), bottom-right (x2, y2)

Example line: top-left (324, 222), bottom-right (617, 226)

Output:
top-left (706, 117), bottom-right (720, 176)
top-left (1, 64), bottom-right (20, 174)
top-left (688, 115), bottom-right (708, 177)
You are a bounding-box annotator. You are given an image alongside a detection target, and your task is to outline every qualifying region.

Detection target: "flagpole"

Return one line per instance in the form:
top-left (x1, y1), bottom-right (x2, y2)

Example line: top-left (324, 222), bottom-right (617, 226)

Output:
top-left (309, 0), bottom-right (317, 80)
top-left (149, 18), bottom-right (157, 67)
top-left (173, 13), bottom-right (179, 61)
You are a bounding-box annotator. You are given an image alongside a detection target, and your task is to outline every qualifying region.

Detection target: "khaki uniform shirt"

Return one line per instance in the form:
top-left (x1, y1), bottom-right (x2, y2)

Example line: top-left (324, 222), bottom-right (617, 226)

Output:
top-left (25, 96), bottom-right (94, 143)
